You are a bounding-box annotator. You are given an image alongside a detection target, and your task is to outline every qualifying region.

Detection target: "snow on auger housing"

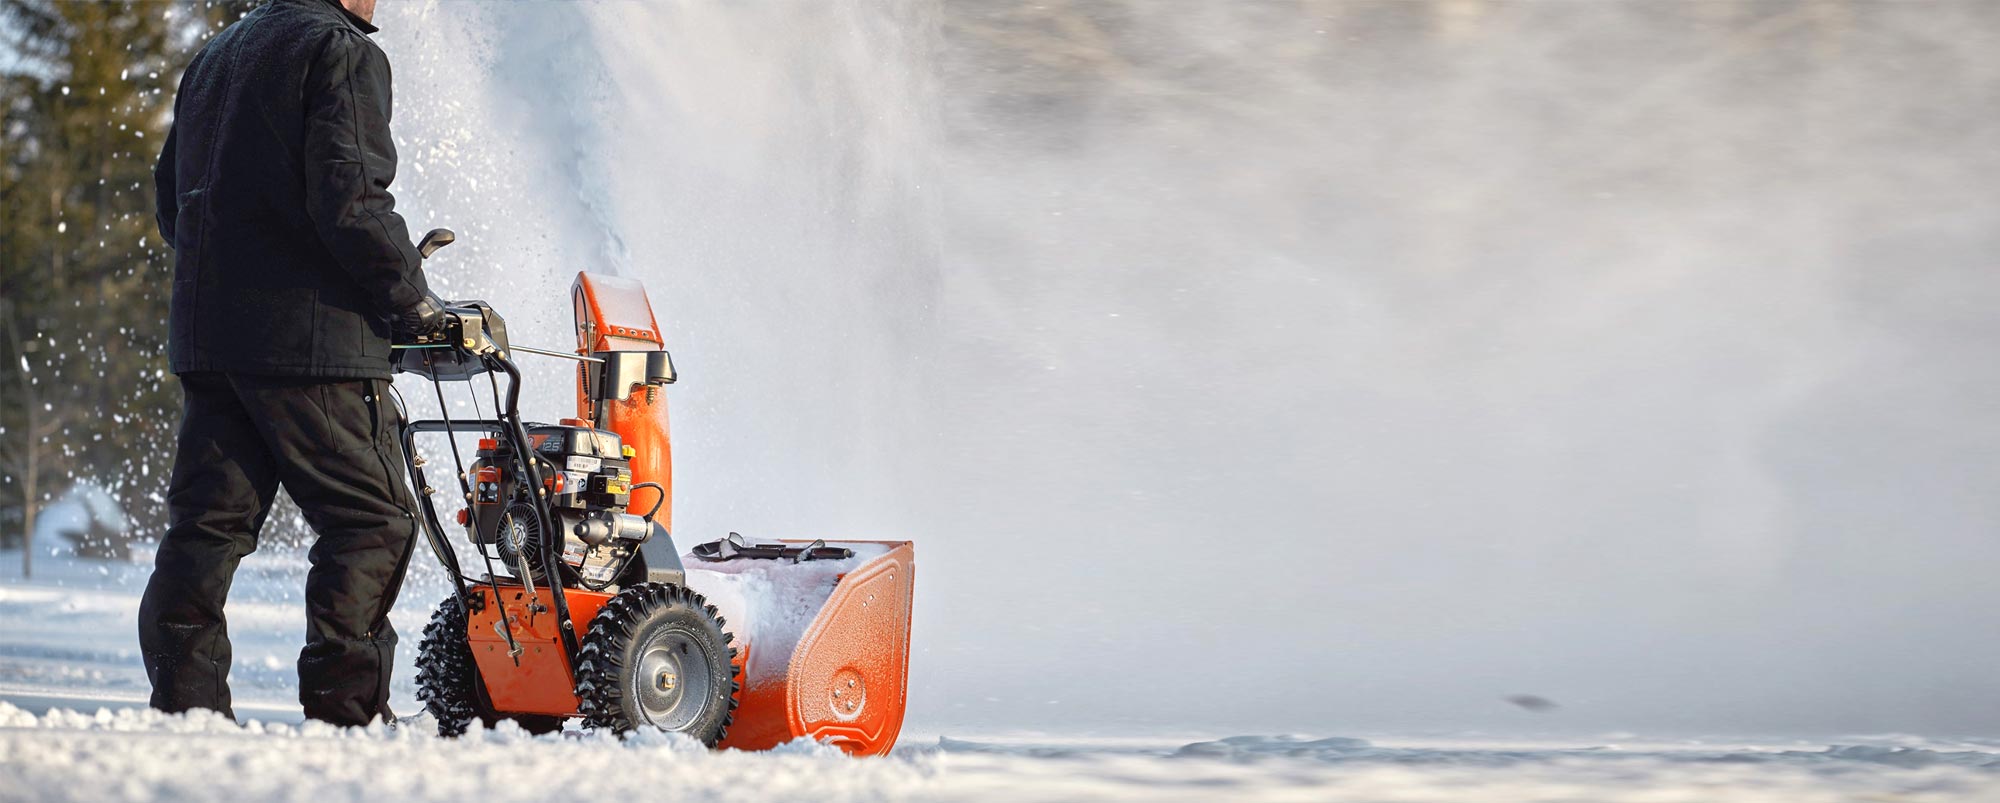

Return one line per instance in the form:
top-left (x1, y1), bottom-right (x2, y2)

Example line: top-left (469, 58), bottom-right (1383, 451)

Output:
top-left (393, 229), bottom-right (914, 754)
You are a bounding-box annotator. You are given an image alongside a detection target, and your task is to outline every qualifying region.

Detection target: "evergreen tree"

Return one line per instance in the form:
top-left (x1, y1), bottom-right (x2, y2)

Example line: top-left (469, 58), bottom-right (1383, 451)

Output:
top-left (1, 1), bottom-right (256, 575)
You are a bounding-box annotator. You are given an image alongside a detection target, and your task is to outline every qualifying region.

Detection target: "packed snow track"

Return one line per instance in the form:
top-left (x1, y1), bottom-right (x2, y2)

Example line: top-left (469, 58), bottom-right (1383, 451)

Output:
top-left (7, 554), bottom-right (2000, 801)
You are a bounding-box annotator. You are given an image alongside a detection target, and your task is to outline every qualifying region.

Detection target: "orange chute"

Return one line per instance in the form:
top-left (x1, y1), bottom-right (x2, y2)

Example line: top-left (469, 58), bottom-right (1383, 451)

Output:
top-left (571, 272), bottom-right (672, 530)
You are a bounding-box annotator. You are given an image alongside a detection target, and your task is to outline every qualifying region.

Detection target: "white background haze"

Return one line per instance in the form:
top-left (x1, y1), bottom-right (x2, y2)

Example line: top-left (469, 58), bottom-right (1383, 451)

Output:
top-left (339, 0), bottom-right (2000, 739)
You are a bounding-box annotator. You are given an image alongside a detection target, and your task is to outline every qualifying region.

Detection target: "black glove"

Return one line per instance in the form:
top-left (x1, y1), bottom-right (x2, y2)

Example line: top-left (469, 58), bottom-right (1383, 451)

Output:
top-left (391, 293), bottom-right (449, 343)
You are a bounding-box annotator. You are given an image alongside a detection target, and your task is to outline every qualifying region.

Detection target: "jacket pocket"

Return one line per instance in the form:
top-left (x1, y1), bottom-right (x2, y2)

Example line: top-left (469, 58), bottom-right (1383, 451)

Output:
top-left (211, 286), bottom-right (316, 366)
top-left (170, 190), bottom-right (206, 277)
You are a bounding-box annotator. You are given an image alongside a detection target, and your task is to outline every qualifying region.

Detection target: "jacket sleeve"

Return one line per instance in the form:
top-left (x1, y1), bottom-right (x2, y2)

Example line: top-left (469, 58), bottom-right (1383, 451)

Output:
top-left (301, 30), bottom-right (429, 318)
top-left (153, 122), bottom-right (178, 245)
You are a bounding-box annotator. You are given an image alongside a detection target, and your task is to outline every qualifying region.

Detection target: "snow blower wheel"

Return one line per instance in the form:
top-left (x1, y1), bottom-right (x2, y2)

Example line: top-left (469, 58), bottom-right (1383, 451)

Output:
top-left (415, 595), bottom-right (564, 737)
top-left (575, 583), bottom-right (739, 743)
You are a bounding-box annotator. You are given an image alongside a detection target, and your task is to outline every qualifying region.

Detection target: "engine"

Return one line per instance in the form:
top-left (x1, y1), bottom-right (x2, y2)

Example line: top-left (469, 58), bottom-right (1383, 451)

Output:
top-left (466, 420), bottom-right (659, 588)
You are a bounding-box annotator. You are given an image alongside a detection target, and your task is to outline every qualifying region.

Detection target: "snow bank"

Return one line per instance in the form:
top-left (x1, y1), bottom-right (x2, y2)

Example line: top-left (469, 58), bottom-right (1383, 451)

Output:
top-left (1168, 733), bottom-right (2000, 770)
top-left (5, 704), bottom-right (2000, 803)
top-left (29, 481), bottom-right (128, 549)
top-left (0, 702), bottom-right (936, 803)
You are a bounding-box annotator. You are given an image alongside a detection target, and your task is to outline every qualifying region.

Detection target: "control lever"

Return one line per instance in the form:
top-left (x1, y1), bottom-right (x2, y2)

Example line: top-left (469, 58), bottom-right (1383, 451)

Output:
top-left (418, 228), bottom-right (456, 259)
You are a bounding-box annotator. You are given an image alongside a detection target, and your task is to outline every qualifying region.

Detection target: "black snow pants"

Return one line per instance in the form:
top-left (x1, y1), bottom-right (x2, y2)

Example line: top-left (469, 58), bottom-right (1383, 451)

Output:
top-left (138, 372), bottom-right (419, 726)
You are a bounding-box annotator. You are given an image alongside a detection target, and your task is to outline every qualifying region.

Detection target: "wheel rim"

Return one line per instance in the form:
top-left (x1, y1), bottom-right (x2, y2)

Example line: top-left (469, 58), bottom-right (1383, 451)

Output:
top-left (631, 627), bottom-right (714, 731)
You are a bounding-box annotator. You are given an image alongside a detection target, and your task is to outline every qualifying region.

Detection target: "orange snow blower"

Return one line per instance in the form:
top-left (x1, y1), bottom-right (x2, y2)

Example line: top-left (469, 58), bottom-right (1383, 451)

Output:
top-left (396, 230), bottom-right (913, 755)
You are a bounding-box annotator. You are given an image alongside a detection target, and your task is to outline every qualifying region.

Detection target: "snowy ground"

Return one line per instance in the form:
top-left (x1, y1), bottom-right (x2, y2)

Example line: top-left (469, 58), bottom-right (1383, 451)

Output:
top-left (6, 547), bottom-right (2000, 802)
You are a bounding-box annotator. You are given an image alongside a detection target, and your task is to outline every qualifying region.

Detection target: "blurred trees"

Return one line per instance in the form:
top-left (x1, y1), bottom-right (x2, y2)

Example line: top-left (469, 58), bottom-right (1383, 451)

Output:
top-left (0, 1), bottom-right (255, 574)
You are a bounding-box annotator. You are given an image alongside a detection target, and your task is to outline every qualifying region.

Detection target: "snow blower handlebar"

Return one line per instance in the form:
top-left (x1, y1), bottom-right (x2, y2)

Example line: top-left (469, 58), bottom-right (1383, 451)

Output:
top-left (394, 301), bottom-right (587, 663)
top-left (387, 260), bottom-right (670, 667)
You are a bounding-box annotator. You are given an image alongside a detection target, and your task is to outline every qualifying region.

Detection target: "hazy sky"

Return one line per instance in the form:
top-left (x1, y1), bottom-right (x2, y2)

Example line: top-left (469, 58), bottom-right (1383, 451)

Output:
top-left (373, 0), bottom-right (2000, 738)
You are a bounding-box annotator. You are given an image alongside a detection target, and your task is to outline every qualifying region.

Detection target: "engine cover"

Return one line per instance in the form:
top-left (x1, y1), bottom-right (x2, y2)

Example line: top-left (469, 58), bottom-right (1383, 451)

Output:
top-left (472, 422), bottom-right (652, 587)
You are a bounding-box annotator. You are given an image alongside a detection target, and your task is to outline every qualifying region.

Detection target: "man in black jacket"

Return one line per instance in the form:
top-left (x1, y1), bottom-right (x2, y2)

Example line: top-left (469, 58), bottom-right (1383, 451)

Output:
top-left (139, 0), bottom-right (444, 726)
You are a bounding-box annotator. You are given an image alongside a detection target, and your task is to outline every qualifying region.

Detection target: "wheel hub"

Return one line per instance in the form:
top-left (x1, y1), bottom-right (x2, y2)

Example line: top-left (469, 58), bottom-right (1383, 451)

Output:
top-left (631, 629), bottom-right (713, 731)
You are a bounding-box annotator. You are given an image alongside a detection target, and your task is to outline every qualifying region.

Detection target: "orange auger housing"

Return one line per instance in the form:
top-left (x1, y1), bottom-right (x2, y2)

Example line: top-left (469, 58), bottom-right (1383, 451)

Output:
top-left (697, 541), bottom-right (915, 755)
top-left (561, 272), bottom-right (915, 756)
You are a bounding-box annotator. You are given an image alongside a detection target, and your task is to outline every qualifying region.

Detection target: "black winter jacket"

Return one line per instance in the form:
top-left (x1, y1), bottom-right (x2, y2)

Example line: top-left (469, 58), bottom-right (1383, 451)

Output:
top-left (155, 0), bottom-right (430, 380)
